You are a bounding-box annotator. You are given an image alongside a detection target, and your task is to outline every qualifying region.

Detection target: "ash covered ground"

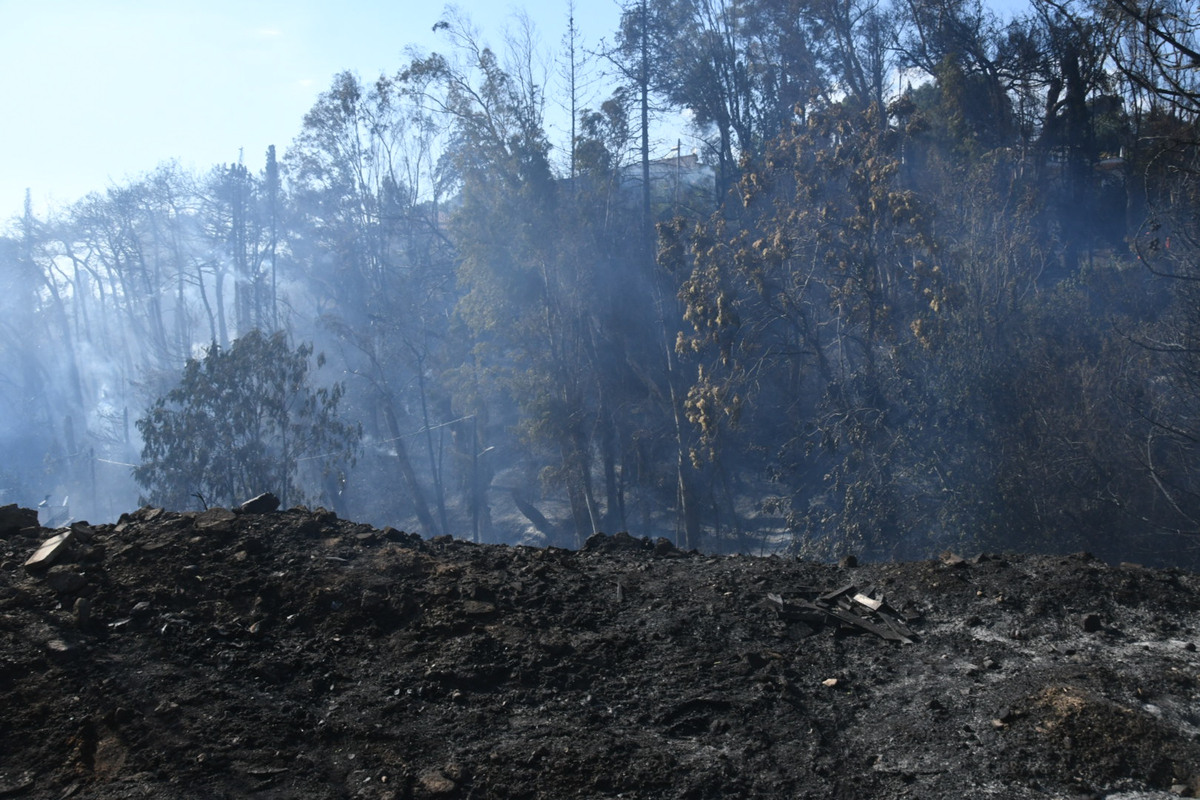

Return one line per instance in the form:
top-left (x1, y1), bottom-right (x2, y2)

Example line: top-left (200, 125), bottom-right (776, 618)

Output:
top-left (2, 502), bottom-right (1200, 799)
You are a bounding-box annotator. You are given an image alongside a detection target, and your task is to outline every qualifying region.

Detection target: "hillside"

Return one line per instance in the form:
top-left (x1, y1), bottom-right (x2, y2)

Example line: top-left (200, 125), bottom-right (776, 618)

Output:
top-left (2, 503), bottom-right (1199, 799)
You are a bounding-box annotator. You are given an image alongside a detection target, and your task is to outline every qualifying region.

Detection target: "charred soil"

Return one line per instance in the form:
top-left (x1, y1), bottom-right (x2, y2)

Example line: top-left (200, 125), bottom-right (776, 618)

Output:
top-left (2, 504), bottom-right (1200, 798)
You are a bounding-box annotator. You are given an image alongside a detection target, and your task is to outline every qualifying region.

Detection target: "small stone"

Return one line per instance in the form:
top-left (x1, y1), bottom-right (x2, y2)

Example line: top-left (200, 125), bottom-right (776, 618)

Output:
top-left (940, 551), bottom-right (967, 567)
top-left (154, 700), bottom-right (180, 717)
top-left (822, 678), bottom-right (839, 687)
top-left (1170, 784), bottom-right (1188, 796)
top-left (417, 769), bottom-right (457, 795)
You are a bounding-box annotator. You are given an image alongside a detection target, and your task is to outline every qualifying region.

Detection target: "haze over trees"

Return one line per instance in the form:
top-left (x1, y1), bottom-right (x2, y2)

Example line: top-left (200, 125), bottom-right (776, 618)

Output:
top-left (133, 330), bottom-right (360, 511)
top-left (3, 0), bottom-right (1199, 566)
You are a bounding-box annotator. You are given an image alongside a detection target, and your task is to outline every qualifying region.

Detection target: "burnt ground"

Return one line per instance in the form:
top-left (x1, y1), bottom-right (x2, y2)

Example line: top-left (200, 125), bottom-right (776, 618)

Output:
top-left (2, 504), bottom-right (1200, 799)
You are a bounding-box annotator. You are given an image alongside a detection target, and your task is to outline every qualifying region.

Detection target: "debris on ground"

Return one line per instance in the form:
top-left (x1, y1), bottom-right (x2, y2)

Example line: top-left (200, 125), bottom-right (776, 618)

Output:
top-left (1, 510), bottom-right (1199, 798)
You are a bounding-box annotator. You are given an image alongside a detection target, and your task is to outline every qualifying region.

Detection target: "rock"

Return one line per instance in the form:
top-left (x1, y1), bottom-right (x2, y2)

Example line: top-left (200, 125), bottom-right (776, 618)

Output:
top-left (1081, 613), bottom-right (1103, 633)
top-left (583, 532), bottom-right (607, 551)
top-left (44, 566), bottom-right (87, 594)
top-left (417, 768), bottom-right (458, 796)
top-left (153, 700), bottom-right (180, 717)
top-left (74, 597), bottom-right (92, 628)
top-left (236, 493), bottom-right (281, 514)
top-left (361, 589), bottom-right (387, 610)
top-left (382, 526), bottom-right (410, 542)
top-left (24, 531), bottom-right (74, 571)
top-left (462, 600), bottom-right (497, 618)
top-left (68, 522), bottom-right (95, 543)
top-left (839, 554), bottom-right (858, 568)
top-left (196, 507), bottom-right (237, 531)
top-left (0, 505), bottom-right (38, 536)
top-left (45, 638), bottom-right (79, 661)
top-left (654, 537), bottom-right (677, 556)
top-left (137, 507), bottom-right (165, 522)
top-left (293, 518), bottom-right (323, 538)
top-left (940, 551), bottom-right (968, 567)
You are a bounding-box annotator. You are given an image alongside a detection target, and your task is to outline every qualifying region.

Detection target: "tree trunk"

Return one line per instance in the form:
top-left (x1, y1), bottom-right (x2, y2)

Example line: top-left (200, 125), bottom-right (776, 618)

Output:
top-left (383, 401), bottom-right (440, 538)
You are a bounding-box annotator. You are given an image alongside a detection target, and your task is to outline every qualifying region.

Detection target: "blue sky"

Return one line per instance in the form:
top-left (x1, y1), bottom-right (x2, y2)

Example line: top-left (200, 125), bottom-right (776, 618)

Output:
top-left (0, 0), bottom-right (623, 216)
top-left (0, 0), bottom-right (1022, 218)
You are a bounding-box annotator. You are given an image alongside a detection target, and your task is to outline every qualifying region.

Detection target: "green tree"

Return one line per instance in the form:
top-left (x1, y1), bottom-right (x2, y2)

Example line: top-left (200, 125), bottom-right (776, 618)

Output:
top-left (133, 330), bottom-right (360, 511)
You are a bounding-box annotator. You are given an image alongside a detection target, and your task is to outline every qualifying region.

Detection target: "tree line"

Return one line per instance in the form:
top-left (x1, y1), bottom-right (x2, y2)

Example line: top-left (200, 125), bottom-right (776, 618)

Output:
top-left (2, 0), bottom-right (1199, 565)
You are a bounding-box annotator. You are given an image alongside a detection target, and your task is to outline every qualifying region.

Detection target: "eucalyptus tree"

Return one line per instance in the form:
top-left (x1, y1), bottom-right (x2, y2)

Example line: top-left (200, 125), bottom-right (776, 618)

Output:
top-left (287, 68), bottom-right (458, 537)
top-left (406, 20), bottom-right (606, 543)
